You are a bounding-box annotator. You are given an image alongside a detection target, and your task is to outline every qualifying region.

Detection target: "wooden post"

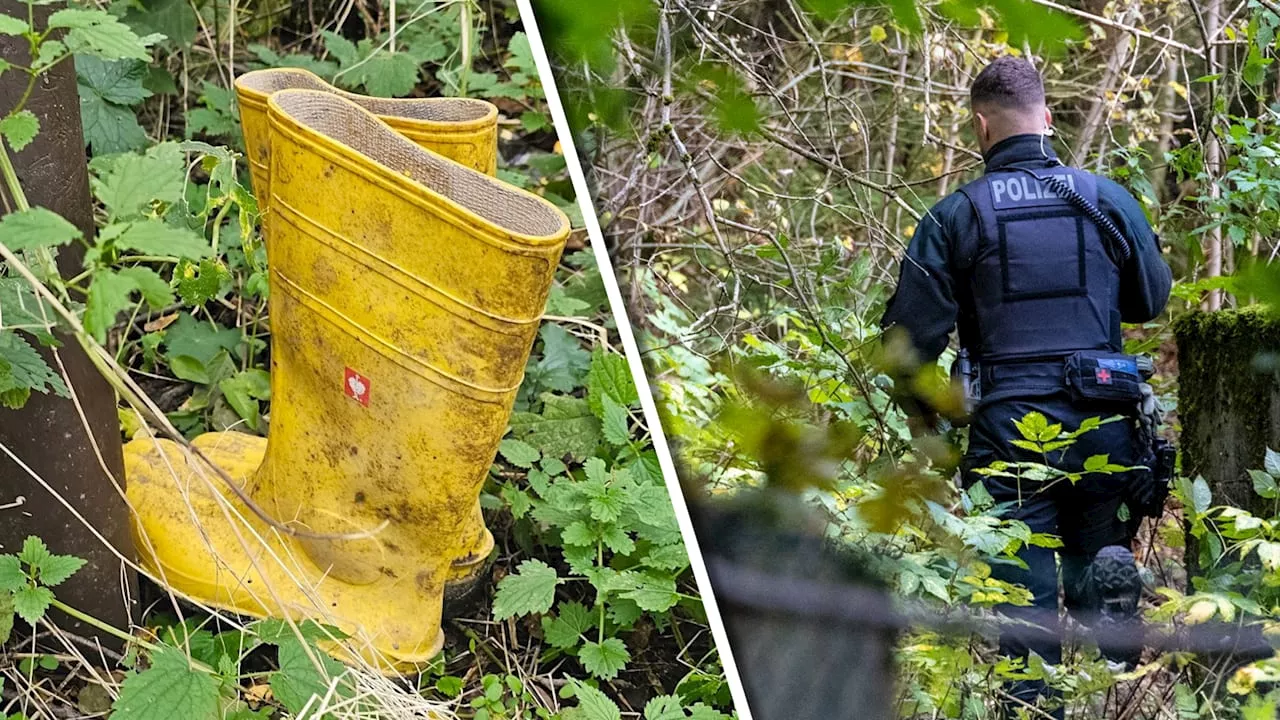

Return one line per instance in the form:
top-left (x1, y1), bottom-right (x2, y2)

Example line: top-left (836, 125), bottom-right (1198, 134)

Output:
top-left (0, 0), bottom-right (136, 645)
top-left (698, 498), bottom-right (897, 720)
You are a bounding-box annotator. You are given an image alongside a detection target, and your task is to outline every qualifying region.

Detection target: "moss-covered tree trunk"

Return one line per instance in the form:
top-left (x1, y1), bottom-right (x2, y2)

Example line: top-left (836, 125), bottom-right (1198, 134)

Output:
top-left (1174, 309), bottom-right (1280, 549)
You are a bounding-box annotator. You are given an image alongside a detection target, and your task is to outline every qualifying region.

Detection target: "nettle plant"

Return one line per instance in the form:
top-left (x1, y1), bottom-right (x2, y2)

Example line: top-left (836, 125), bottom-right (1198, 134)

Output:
top-left (0, 536), bottom-right (363, 720)
top-left (0, 1), bottom-right (162, 408)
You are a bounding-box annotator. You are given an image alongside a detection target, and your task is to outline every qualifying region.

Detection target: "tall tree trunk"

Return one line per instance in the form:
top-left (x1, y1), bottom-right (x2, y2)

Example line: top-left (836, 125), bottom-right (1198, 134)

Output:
top-left (1074, 4), bottom-right (1134, 162)
top-left (1152, 54), bottom-right (1182, 200)
top-left (1204, 0), bottom-right (1223, 310)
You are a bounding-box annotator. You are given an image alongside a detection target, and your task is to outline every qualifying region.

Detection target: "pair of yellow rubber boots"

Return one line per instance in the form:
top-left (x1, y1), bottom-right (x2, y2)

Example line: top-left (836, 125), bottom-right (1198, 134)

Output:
top-left (124, 69), bottom-right (569, 672)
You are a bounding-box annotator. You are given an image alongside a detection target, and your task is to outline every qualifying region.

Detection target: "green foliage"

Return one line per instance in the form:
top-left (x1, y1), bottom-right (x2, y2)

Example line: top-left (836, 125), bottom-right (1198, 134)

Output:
top-left (76, 56), bottom-right (152, 154)
top-left (112, 646), bottom-right (222, 720)
top-left (0, 536), bottom-right (85, 633)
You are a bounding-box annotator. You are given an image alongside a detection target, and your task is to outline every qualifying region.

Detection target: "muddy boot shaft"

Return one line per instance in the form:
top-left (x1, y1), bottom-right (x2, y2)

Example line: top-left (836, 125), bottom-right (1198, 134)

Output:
top-left (125, 88), bottom-right (569, 673)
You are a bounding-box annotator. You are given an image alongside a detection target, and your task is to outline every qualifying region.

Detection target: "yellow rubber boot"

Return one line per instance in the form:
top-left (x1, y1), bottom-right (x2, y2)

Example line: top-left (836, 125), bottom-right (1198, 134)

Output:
top-left (125, 90), bottom-right (569, 672)
top-left (234, 67), bottom-right (501, 593)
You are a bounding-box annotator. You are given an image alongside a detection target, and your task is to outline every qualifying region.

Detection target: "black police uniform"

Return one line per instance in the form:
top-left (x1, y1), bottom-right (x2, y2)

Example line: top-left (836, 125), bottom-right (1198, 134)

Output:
top-left (880, 134), bottom-right (1172, 714)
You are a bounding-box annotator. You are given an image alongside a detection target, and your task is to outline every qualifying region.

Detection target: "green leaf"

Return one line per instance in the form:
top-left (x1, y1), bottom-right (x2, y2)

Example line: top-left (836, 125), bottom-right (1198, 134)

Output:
top-left (270, 636), bottom-right (352, 715)
top-left (19, 536), bottom-right (50, 567)
top-left (84, 270), bottom-right (140, 343)
top-left (579, 637), bottom-right (629, 680)
top-left (509, 394), bottom-right (602, 461)
top-left (562, 679), bottom-right (622, 720)
top-left (77, 56), bottom-right (152, 105)
top-left (560, 521), bottom-right (595, 547)
top-left (0, 278), bottom-right (56, 345)
top-left (250, 618), bottom-right (347, 645)
top-left (621, 574), bottom-right (680, 612)
top-left (1250, 469), bottom-right (1279, 499)
top-left (117, 266), bottom-right (174, 309)
top-left (1013, 411), bottom-right (1049, 442)
top-left (498, 438), bottom-right (541, 469)
top-left (541, 601), bottom-right (593, 649)
top-left (0, 207), bottom-right (83, 252)
top-left (168, 355), bottom-right (208, 384)
top-left (0, 592), bottom-right (13, 644)
top-left (644, 696), bottom-right (687, 720)
top-left (321, 31), bottom-right (360, 68)
top-left (601, 393), bottom-right (630, 447)
top-left (35, 553), bottom-right (85, 586)
top-left (492, 559), bottom-right (560, 619)
top-left (1, 111), bottom-right (39, 151)
top-left (1191, 476), bottom-right (1213, 515)
top-left (92, 142), bottom-right (183, 219)
top-left (0, 16), bottom-right (29, 35)
top-left (1084, 455), bottom-right (1109, 473)
top-left (123, 0), bottom-right (197, 48)
top-left (0, 333), bottom-right (68, 400)
top-left (112, 646), bottom-right (221, 720)
top-left (435, 675), bottom-right (464, 698)
top-left (586, 350), bottom-right (639, 415)
top-left (220, 369), bottom-right (270, 431)
top-left (78, 83), bottom-right (149, 154)
top-left (358, 52), bottom-right (420, 97)
top-left (11, 585), bottom-right (53, 625)
top-left (1265, 447), bottom-right (1280, 477)
top-left (0, 556), bottom-right (25, 592)
top-left (103, 219), bottom-right (210, 259)
top-left (50, 9), bottom-right (153, 62)
top-left (162, 313), bottom-right (240, 365)
top-left (535, 323), bottom-right (591, 393)
top-left (175, 258), bottom-right (231, 306)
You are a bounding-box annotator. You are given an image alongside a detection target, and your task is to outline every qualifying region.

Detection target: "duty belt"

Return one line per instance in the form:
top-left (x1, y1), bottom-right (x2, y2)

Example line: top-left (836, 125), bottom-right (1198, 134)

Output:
top-left (978, 358), bottom-right (1069, 404)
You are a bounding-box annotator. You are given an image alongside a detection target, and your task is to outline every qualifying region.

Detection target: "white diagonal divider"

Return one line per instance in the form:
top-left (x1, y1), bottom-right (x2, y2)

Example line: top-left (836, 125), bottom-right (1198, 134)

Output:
top-left (512, 3), bottom-right (755, 717)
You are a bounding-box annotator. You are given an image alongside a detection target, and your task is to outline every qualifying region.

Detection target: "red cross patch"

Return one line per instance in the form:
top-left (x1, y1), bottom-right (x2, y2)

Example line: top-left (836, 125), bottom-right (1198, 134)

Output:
top-left (1095, 368), bottom-right (1112, 385)
top-left (344, 367), bottom-right (370, 406)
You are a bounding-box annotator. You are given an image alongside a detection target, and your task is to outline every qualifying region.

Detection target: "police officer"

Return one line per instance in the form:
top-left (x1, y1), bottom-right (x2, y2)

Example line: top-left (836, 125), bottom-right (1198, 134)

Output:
top-left (880, 57), bottom-right (1172, 717)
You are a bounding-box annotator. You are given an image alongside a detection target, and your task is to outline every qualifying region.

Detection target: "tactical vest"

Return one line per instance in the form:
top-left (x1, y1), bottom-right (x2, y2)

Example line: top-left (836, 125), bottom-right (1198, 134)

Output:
top-left (957, 165), bottom-right (1122, 363)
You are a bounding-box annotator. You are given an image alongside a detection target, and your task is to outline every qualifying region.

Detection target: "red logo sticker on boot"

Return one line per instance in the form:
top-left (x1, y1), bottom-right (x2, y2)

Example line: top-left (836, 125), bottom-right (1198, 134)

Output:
top-left (344, 367), bottom-right (370, 406)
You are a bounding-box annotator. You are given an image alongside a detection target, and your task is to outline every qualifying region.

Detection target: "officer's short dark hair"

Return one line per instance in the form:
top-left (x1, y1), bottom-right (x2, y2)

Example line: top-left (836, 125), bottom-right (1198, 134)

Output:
top-left (970, 57), bottom-right (1045, 112)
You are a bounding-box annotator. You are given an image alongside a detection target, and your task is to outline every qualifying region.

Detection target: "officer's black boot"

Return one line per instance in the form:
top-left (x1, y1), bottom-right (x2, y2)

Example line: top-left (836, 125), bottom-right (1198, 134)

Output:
top-left (1082, 545), bottom-right (1143, 669)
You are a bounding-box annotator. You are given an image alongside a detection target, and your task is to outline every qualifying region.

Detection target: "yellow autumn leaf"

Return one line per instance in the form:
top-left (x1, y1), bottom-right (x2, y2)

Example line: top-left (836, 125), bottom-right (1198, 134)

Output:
top-left (1185, 598), bottom-right (1217, 624)
top-left (1170, 80), bottom-right (1188, 99)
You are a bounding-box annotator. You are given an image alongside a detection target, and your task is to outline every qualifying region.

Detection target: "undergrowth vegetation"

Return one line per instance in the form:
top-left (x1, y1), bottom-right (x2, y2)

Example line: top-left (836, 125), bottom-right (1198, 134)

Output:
top-left (0, 0), bottom-right (730, 718)
top-left (539, 0), bottom-right (1280, 716)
